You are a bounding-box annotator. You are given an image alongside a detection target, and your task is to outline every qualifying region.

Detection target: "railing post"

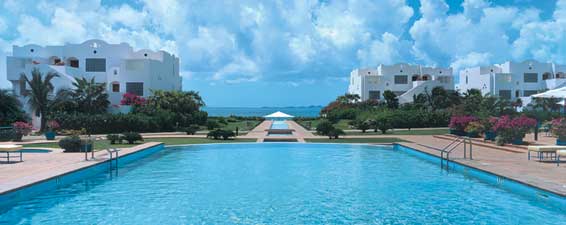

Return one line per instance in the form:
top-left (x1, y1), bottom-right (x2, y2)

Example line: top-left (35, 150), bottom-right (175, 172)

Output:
top-left (469, 139), bottom-right (473, 160)
top-left (463, 138), bottom-right (467, 159)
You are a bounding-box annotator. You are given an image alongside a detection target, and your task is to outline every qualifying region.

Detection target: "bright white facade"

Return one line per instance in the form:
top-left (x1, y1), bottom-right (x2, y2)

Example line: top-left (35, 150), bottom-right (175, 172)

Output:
top-left (6, 39), bottom-right (181, 125)
top-left (347, 63), bottom-right (454, 104)
top-left (457, 60), bottom-right (566, 104)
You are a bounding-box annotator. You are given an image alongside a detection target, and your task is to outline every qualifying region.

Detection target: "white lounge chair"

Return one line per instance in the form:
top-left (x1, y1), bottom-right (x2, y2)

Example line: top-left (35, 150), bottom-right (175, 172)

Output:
top-left (557, 150), bottom-right (566, 166)
top-left (527, 145), bottom-right (566, 161)
top-left (0, 144), bottom-right (23, 163)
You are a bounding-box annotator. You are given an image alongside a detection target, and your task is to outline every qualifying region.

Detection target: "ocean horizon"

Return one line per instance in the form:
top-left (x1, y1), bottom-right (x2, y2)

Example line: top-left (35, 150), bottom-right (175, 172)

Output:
top-left (203, 106), bottom-right (322, 117)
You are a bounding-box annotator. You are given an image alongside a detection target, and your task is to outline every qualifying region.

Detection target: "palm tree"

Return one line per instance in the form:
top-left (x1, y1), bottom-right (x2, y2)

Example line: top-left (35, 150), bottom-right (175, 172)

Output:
top-left (71, 77), bottom-right (109, 113)
top-left (22, 68), bottom-right (59, 131)
top-left (0, 89), bottom-right (27, 126)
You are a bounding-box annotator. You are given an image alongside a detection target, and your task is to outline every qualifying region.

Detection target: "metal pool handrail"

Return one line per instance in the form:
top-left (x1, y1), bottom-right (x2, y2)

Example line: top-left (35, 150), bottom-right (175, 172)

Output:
top-left (438, 136), bottom-right (473, 170)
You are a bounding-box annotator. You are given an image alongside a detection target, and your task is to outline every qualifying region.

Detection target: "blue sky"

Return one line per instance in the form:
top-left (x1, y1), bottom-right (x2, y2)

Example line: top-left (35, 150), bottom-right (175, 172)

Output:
top-left (0, 0), bottom-right (565, 107)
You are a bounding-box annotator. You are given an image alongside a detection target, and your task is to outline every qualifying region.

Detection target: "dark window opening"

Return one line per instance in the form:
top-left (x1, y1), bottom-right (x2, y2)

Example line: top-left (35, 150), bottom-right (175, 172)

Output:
top-left (394, 75), bottom-right (408, 84)
top-left (112, 83), bottom-right (120, 92)
top-left (499, 90), bottom-right (511, 99)
top-left (523, 73), bottom-right (538, 83)
top-left (126, 82), bottom-right (144, 96)
top-left (85, 58), bottom-right (106, 72)
top-left (369, 91), bottom-right (380, 100)
top-left (69, 59), bottom-right (79, 68)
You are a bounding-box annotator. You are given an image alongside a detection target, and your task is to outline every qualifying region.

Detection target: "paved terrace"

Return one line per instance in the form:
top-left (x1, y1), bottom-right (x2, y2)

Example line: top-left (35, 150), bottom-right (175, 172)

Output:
top-left (0, 142), bottom-right (162, 195)
top-left (243, 120), bottom-right (314, 142)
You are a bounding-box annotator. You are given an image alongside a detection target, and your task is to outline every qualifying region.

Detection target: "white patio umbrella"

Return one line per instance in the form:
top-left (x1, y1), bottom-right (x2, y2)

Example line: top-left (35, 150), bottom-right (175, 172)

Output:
top-left (532, 87), bottom-right (566, 98)
top-left (263, 111), bottom-right (294, 120)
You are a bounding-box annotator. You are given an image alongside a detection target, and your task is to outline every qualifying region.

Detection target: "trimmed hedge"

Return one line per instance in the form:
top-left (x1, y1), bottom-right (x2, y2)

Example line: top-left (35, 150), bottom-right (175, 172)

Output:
top-left (49, 112), bottom-right (201, 134)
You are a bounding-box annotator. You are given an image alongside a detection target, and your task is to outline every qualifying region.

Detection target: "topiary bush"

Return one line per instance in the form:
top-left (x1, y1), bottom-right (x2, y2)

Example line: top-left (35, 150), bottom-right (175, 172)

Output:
top-left (121, 132), bottom-right (143, 144)
top-left (206, 129), bottom-right (235, 140)
top-left (184, 125), bottom-right (200, 135)
top-left (58, 136), bottom-right (82, 152)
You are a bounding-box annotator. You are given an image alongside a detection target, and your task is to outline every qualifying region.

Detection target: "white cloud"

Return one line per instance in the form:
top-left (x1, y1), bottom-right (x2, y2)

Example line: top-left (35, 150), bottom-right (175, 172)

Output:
top-left (357, 32), bottom-right (409, 66)
top-left (212, 54), bottom-right (260, 83)
top-left (288, 35), bottom-right (315, 63)
top-left (450, 52), bottom-right (492, 72)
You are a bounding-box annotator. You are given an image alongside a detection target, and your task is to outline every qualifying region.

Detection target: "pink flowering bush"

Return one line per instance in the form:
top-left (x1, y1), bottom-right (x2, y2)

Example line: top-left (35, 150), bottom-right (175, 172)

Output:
top-left (449, 115), bottom-right (477, 131)
top-left (46, 120), bottom-right (60, 131)
top-left (551, 118), bottom-right (566, 139)
top-left (492, 115), bottom-right (536, 144)
top-left (12, 121), bottom-right (32, 136)
top-left (120, 93), bottom-right (146, 106)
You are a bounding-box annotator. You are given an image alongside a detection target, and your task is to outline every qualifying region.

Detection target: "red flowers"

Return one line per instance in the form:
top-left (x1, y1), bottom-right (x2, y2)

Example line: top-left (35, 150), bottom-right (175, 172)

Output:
top-left (120, 93), bottom-right (146, 106)
top-left (46, 120), bottom-right (60, 131)
top-left (12, 121), bottom-right (32, 135)
top-left (449, 115), bottom-right (477, 131)
top-left (551, 118), bottom-right (566, 137)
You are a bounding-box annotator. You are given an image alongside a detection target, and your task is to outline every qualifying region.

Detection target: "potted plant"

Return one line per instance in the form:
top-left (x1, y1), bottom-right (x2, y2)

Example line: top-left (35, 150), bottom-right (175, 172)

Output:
top-left (493, 115), bottom-right (536, 145)
top-left (12, 121), bottom-right (32, 141)
top-left (464, 121), bottom-right (483, 138)
top-left (551, 118), bottom-right (566, 145)
top-left (44, 120), bottom-right (60, 140)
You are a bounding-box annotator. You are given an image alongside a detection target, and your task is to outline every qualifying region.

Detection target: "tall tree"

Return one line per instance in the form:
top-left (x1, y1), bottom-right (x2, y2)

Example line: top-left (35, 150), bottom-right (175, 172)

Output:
top-left (383, 90), bottom-right (399, 109)
top-left (23, 68), bottom-right (59, 131)
top-left (0, 89), bottom-right (27, 126)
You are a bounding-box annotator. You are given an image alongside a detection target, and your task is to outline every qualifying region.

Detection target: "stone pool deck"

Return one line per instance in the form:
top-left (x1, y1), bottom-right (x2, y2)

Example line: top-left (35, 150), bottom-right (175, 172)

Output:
top-left (244, 120), bottom-right (314, 142)
top-left (0, 142), bottom-right (162, 195)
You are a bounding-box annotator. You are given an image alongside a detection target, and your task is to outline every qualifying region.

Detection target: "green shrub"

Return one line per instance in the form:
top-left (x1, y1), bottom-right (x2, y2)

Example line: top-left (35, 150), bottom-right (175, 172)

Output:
top-left (207, 120), bottom-right (220, 130)
top-left (316, 120), bottom-right (335, 136)
top-left (206, 129), bottom-right (235, 140)
top-left (0, 128), bottom-right (14, 141)
top-left (58, 136), bottom-right (82, 152)
top-left (121, 132), bottom-right (143, 144)
top-left (106, 134), bottom-right (122, 144)
top-left (184, 125), bottom-right (200, 135)
top-left (328, 128), bottom-right (345, 139)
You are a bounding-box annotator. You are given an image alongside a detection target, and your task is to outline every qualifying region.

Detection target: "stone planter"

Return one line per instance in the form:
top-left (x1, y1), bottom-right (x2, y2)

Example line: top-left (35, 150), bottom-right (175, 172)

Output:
top-left (512, 137), bottom-right (523, 145)
top-left (45, 131), bottom-right (56, 140)
top-left (556, 136), bottom-right (566, 146)
top-left (484, 131), bottom-right (496, 141)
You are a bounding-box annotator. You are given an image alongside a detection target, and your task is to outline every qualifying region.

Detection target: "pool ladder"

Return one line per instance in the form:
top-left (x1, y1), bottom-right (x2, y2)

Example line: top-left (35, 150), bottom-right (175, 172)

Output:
top-left (439, 136), bottom-right (473, 170)
top-left (106, 148), bottom-right (121, 171)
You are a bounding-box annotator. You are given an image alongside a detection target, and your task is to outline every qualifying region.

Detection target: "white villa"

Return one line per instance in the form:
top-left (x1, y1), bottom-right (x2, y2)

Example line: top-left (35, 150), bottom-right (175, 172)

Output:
top-left (457, 60), bottom-right (566, 104)
top-left (347, 63), bottom-right (454, 103)
top-left (6, 39), bottom-right (181, 127)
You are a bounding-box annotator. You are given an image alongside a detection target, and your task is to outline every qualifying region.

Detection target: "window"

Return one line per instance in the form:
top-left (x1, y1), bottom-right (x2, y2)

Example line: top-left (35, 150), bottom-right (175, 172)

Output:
top-left (466, 76), bottom-right (468, 84)
top-left (369, 91), bottom-right (380, 100)
top-left (542, 72), bottom-right (552, 80)
top-left (499, 90), bottom-right (511, 99)
top-left (69, 59), bottom-right (79, 68)
top-left (126, 82), bottom-right (144, 96)
top-left (523, 90), bottom-right (538, 96)
top-left (19, 78), bottom-right (26, 95)
top-left (85, 58), bottom-right (106, 72)
top-left (112, 83), bottom-right (120, 92)
top-left (113, 69), bottom-right (118, 75)
top-left (523, 73), bottom-right (538, 83)
top-left (394, 75), bottom-right (408, 84)
top-left (515, 90), bottom-right (520, 98)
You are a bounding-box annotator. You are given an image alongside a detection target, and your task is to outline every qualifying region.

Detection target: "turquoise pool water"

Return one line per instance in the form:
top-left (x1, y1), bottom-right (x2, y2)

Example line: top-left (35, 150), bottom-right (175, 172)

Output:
top-left (0, 143), bottom-right (564, 224)
top-left (18, 149), bottom-right (51, 153)
top-left (270, 120), bottom-right (289, 129)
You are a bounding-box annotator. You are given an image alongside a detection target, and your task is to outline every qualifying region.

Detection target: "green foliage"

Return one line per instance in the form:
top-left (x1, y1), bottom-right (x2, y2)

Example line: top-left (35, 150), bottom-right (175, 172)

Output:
top-left (327, 128), bottom-right (345, 139)
top-left (51, 77), bottom-right (110, 114)
top-left (184, 125), bottom-right (200, 135)
top-left (106, 134), bottom-right (122, 144)
top-left (374, 113), bottom-right (393, 134)
top-left (0, 128), bottom-right (14, 141)
top-left (0, 89), bottom-right (28, 126)
top-left (121, 132), bottom-right (143, 144)
top-left (134, 90), bottom-right (207, 127)
top-left (207, 120), bottom-right (220, 130)
top-left (350, 119), bottom-right (370, 132)
top-left (58, 135), bottom-right (82, 152)
top-left (206, 129), bottom-right (235, 140)
top-left (383, 90), bottom-right (399, 109)
top-left (316, 120), bottom-right (335, 136)
top-left (49, 112), bottom-right (175, 134)
top-left (23, 68), bottom-right (59, 131)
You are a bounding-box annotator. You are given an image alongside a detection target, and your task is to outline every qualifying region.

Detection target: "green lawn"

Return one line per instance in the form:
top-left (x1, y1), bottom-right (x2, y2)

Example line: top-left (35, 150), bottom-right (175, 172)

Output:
top-left (306, 137), bottom-right (406, 143)
top-left (23, 137), bottom-right (257, 150)
top-left (219, 120), bottom-right (262, 131)
top-left (296, 119), bottom-right (352, 130)
top-left (345, 128), bottom-right (449, 136)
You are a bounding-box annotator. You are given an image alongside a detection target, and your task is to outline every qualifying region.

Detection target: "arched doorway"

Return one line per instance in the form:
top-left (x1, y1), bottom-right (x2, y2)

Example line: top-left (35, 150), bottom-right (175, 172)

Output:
top-left (67, 57), bottom-right (79, 68)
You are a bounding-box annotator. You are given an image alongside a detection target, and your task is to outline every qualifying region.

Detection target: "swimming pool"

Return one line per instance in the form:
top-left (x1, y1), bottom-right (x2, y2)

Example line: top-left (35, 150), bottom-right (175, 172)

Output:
top-left (270, 120), bottom-right (289, 129)
top-left (18, 149), bottom-right (52, 153)
top-left (0, 143), bottom-right (564, 224)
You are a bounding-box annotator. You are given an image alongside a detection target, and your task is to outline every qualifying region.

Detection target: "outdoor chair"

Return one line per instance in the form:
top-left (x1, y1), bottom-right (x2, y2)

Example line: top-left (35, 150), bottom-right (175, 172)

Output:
top-left (0, 144), bottom-right (23, 163)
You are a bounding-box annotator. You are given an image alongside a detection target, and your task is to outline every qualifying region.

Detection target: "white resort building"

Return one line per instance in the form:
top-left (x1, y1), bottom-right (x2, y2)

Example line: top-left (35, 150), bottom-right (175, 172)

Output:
top-left (6, 39), bottom-right (181, 127)
top-left (347, 63), bottom-right (454, 104)
top-left (457, 60), bottom-right (566, 104)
